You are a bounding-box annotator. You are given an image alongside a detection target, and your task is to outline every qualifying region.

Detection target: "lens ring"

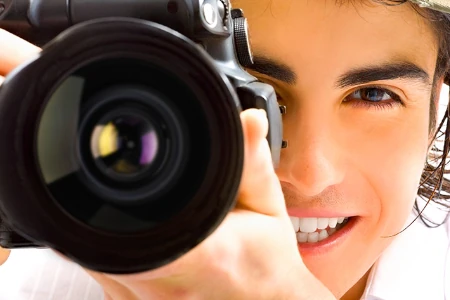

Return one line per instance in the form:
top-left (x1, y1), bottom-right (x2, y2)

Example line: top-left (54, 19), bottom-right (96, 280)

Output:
top-left (81, 106), bottom-right (166, 183)
top-left (76, 84), bottom-right (189, 205)
top-left (88, 109), bottom-right (162, 182)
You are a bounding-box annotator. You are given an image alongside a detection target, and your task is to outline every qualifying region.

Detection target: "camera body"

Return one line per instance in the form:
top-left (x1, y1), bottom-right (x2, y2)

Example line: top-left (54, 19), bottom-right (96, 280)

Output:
top-left (0, 0), bottom-right (283, 274)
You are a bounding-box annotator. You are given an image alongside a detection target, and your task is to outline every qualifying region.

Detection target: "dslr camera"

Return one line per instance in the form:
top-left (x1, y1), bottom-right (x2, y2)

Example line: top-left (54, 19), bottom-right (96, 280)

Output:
top-left (0, 0), bottom-right (283, 274)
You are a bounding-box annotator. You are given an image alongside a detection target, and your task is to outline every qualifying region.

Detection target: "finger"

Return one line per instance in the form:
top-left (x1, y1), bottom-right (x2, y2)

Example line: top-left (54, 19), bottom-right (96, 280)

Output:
top-left (0, 247), bottom-right (10, 265)
top-left (237, 108), bottom-right (286, 217)
top-left (0, 29), bottom-right (41, 76)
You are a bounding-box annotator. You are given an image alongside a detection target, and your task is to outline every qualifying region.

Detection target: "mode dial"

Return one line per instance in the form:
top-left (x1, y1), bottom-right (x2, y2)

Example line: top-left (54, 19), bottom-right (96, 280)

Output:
top-left (231, 9), bottom-right (253, 67)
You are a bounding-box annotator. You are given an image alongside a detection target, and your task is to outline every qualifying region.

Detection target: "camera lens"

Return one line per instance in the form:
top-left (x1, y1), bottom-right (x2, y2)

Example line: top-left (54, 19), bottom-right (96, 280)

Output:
top-left (0, 18), bottom-right (244, 274)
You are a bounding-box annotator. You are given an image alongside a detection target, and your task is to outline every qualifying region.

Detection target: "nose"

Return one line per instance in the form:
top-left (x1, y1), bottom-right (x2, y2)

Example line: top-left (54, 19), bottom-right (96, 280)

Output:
top-left (277, 108), bottom-right (345, 197)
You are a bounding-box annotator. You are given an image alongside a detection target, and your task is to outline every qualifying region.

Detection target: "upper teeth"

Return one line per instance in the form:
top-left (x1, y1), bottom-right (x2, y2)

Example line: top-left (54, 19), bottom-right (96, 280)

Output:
top-left (289, 217), bottom-right (347, 233)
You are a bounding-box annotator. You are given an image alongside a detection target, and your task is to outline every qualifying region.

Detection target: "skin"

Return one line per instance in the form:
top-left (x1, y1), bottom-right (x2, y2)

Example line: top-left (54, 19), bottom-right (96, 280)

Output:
top-left (233, 0), bottom-right (441, 298)
top-left (0, 0), bottom-right (444, 299)
top-left (0, 249), bottom-right (8, 265)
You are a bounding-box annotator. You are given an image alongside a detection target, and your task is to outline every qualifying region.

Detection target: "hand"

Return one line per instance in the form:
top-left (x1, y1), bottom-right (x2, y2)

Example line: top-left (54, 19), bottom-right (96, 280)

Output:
top-left (85, 110), bottom-right (336, 300)
top-left (0, 29), bottom-right (40, 78)
top-left (0, 29), bottom-right (335, 299)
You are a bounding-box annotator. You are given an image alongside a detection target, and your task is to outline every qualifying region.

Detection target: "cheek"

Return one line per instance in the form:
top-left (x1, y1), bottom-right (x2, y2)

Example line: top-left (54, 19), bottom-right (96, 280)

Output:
top-left (277, 104), bottom-right (431, 296)
top-left (344, 106), bottom-right (429, 233)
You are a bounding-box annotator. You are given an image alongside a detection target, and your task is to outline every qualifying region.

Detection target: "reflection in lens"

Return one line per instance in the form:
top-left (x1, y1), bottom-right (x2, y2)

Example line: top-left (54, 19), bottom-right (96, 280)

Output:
top-left (95, 122), bottom-right (118, 157)
top-left (90, 115), bottom-right (160, 180)
top-left (140, 131), bottom-right (159, 165)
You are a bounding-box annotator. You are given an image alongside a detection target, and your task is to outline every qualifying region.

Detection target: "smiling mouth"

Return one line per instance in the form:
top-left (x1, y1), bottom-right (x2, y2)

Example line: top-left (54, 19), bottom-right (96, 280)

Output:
top-left (289, 217), bottom-right (351, 243)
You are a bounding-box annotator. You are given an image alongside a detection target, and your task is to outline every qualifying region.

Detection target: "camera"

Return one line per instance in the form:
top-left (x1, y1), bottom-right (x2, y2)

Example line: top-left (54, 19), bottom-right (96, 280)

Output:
top-left (0, 0), bottom-right (283, 274)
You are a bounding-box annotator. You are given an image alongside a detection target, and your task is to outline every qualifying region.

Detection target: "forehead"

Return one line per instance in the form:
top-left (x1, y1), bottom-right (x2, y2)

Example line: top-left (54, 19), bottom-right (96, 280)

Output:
top-left (231, 0), bottom-right (439, 84)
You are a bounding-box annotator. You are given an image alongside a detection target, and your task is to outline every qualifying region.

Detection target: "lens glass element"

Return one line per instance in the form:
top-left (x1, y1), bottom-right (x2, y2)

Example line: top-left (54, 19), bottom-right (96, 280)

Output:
top-left (90, 114), bottom-right (160, 180)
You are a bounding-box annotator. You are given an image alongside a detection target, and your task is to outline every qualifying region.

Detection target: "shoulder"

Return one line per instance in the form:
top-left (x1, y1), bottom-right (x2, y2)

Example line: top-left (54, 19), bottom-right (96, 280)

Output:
top-left (0, 248), bottom-right (104, 300)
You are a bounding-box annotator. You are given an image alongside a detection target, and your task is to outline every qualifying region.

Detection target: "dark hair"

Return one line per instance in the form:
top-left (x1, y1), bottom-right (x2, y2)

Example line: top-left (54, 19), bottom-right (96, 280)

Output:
top-left (338, 0), bottom-right (450, 227)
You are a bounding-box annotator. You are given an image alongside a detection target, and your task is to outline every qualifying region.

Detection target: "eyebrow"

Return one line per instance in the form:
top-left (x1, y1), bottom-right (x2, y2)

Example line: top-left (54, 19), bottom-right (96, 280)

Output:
top-left (248, 55), bottom-right (297, 85)
top-left (336, 62), bottom-right (431, 88)
top-left (247, 55), bottom-right (431, 89)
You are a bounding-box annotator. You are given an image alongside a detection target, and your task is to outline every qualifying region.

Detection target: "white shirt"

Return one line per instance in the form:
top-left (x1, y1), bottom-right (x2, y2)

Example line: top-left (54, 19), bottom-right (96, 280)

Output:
top-left (361, 203), bottom-right (450, 300)
top-left (0, 248), bottom-right (104, 300)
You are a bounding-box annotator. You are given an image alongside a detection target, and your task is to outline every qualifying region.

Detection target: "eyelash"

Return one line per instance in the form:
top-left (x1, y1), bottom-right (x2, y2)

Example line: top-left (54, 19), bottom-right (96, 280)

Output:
top-left (343, 86), bottom-right (403, 110)
top-left (274, 85), bottom-right (403, 112)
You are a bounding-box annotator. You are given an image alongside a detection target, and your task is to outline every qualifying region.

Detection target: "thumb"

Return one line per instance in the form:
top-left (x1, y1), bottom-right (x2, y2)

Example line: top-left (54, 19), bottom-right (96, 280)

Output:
top-left (237, 108), bottom-right (286, 217)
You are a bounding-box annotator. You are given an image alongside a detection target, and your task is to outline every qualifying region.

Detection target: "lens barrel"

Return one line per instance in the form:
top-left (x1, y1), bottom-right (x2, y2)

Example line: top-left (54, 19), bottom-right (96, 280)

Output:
top-left (0, 17), bottom-right (244, 273)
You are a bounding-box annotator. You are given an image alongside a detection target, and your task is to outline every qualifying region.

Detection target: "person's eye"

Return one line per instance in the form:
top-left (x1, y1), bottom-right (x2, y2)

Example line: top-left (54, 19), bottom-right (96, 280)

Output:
top-left (344, 86), bottom-right (403, 110)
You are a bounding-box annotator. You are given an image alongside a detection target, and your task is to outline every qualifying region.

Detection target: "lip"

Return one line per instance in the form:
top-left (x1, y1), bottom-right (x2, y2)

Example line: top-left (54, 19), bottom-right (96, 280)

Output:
top-left (296, 216), bottom-right (359, 256)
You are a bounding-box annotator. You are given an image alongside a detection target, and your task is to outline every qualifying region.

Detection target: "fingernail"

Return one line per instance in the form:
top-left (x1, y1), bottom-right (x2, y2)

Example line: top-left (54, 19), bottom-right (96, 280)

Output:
top-left (258, 109), bottom-right (267, 118)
